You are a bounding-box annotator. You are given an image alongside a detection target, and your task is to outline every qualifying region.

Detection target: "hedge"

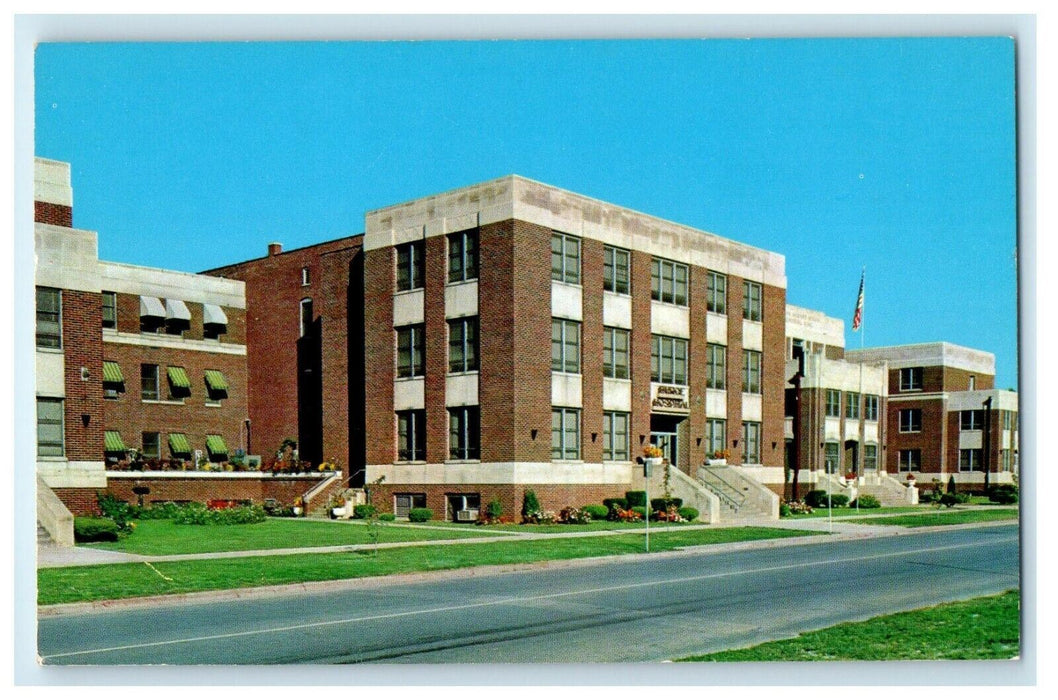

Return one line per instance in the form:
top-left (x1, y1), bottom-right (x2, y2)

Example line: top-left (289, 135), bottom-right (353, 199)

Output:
top-left (408, 508), bottom-right (433, 522)
top-left (74, 517), bottom-right (120, 542)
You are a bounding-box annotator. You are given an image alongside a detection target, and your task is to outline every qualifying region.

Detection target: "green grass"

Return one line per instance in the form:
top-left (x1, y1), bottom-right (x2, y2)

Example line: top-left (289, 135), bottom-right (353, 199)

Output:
top-left (85, 518), bottom-right (510, 556)
top-left (845, 508), bottom-right (1018, 528)
top-left (782, 506), bottom-right (926, 519)
top-left (39, 526), bottom-right (817, 605)
top-left (677, 590), bottom-right (1020, 661)
top-left (411, 520), bottom-right (692, 533)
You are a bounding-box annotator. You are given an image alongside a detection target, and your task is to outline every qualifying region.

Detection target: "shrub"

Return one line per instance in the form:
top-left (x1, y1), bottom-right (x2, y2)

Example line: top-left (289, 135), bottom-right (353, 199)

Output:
top-left (779, 503), bottom-right (792, 517)
top-left (651, 497), bottom-right (683, 512)
top-left (172, 503), bottom-right (266, 525)
top-left (353, 504), bottom-right (378, 519)
top-left (947, 475), bottom-right (957, 494)
top-left (96, 491), bottom-right (134, 533)
top-left (828, 494), bottom-right (850, 508)
top-left (522, 490), bottom-right (541, 518)
top-left (379, 513), bottom-right (396, 521)
top-left (625, 491), bottom-right (647, 508)
top-left (408, 508), bottom-right (433, 523)
top-left (989, 484), bottom-right (1019, 505)
top-left (677, 506), bottom-right (699, 522)
top-left (603, 498), bottom-right (627, 519)
top-left (559, 506), bottom-right (591, 524)
top-left (582, 504), bottom-right (609, 520)
top-left (74, 517), bottom-right (120, 542)
top-left (851, 495), bottom-right (881, 509)
top-left (804, 490), bottom-right (829, 508)
top-left (136, 501), bottom-right (189, 520)
top-left (939, 493), bottom-right (960, 508)
top-left (630, 506), bottom-right (647, 519)
top-left (486, 498), bottom-right (503, 519)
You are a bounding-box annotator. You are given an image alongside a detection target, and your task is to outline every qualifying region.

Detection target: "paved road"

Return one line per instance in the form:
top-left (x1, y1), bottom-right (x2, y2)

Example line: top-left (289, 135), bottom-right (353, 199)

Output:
top-left (38, 524), bottom-right (1019, 664)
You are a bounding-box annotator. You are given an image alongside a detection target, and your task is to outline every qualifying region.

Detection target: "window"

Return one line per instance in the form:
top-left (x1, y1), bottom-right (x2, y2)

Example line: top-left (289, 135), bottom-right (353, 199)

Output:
top-left (864, 443), bottom-right (878, 471)
top-left (825, 389), bottom-right (841, 418)
top-left (36, 287), bottom-right (62, 348)
top-left (742, 422), bottom-right (761, 464)
top-left (603, 327), bottom-right (629, 379)
top-left (706, 344), bottom-right (726, 389)
top-left (300, 298), bottom-right (314, 338)
top-left (168, 432), bottom-right (192, 459)
top-left (166, 366), bottom-right (192, 400)
top-left (394, 493), bottom-right (427, 518)
top-left (864, 394), bottom-right (879, 421)
top-left (899, 409), bottom-right (922, 433)
top-left (141, 432), bottom-right (160, 460)
top-left (845, 392), bottom-right (860, 420)
top-left (898, 449), bottom-right (921, 472)
top-left (651, 335), bottom-right (688, 385)
top-left (396, 241), bottom-right (424, 291)
top-left (448, 317), bottom-right (479, 373)
top-left (959, 448), bottom-right (983, 472)
top-left (602, 412), bottom-right (629, 461)
top-left (396, 325), bottom-right (426, 378)
top-left (449, 406), bottom-right (480, 460)
top-left (968, 375), bottom-right (976, 390)
top-left (397, 410), bottom-right (426, 461)
top-left (203, 303), bottom-right (228, 340)
top-left (103, 361), bottom-right (125, 400)
top-left (651, 258), bottom-right (688, 305)
top-left (742, 281), bottom-right (762, 322)
top-left (707, 419), bottom-right (726, 457)
top-left (448, 229), bottom-right (479, 283)
top-left (899, 367), bottom-right (923, 391)
top-left (301, 267), bottom-right (311, 286)
top-left (141, 364), bottom-right (160, 401)
top-left (205, 434), bottom-right (229, 462)
top-left (1003, 411), bottom-right (1014, 430)
top-left (36, 398), bottom-right (64, 457)
top-left (551, 319), bottom-right (581, 373)
top-left (742, 350), bottom-right (762, 394)
top-left (603, 246), bottom-right (630, 294)
top-left (707, 272), bottom-right (727, 314)
top-left (551, 408), bottom-right (581, 460)
top-left (551, 233), bottom-right (581, 284)
top-left (961, 410), bottom-right (984, 431)
top-left (824, 442), bottom-right (841, 473)
top-left (102, 291), bottom-right (117, 329)
top-left (1001, 449), bottom-right (1013, 472)
top-left (204, 370), bottom-right (229, 403)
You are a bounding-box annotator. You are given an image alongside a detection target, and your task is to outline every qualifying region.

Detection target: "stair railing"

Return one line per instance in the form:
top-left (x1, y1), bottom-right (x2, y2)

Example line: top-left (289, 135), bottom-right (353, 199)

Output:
top-left (697, 465), bottom-right (747, 510)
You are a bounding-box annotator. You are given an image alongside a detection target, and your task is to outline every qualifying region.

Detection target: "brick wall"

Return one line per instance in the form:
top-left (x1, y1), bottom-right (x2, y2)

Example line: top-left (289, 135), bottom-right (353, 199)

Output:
top-left (687, 266), bottom-right (709, 471)
top-left (35, 201), bottom-right (72, 228)
top-left (761, 282), bottom-right (787, 469)
top-left (114, 292), bottom-right (246, 345)
top-left (886, 397), bottom-right (947, 474)
top-left (363, 246), bottom-right (396, 466)
top-left (725, 274), bottom-right (745, 464)
top-left (62, 290), bottom-right (105, 461)
top-left (424, 235), bottom-right (449, 463)
top-left (51, 488), bottom-right (101, 516)
top-left (629, 251), bottom-right (654, 460)
top-left (104, 475), bottom-right (329, 508)
top-left (580, 238), bottom-right (604, 464)
top-left (478, 220), bottom-right (517, 462)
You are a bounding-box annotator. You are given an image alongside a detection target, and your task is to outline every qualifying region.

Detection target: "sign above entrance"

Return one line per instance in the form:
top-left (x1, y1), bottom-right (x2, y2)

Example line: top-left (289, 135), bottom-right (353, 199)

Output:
top-left (651, 383), bottom-right (690, 414)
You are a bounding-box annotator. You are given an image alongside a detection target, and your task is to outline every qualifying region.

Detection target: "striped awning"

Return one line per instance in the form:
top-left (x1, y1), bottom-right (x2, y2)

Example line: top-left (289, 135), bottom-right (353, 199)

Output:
top-left (167, 366), bottom-right (191, 389)
top-left (205, 434), bottom-right (228, 456)
top-left (168, 432), bottom-right (191, 455)
top-left (204, 369), bottom-right (229, 392)
top-left (139, 295), bottom-right (165, 318)
top-left (104, 430), bottom-right (126, 452)
top-left (165, 298), bottom-right (191, 322)
top-left (102, 361), bottom-right (124, 384)
top-left (203, 303), bottom-right (228, 326)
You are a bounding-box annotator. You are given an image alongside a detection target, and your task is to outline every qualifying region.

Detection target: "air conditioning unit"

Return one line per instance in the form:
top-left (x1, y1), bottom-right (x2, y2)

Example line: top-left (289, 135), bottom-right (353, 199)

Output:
top-left (456, 509), bottom-right (479, 522)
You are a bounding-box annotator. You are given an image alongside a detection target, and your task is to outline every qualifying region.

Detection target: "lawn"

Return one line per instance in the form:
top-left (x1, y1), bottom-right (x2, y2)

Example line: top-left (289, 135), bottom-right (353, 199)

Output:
top-left (845, 508), bottom-right (1018, 528)
top-left (85, 517), bottom-right (512, 556)
top-left (782, 506), bottom-right (926, 519)
top-left (677, 589), bottom-right (1020, 661)
top-left (40, 526), bottom-right (818, 605)
top-left (409, 520), bottom-right (693, 533)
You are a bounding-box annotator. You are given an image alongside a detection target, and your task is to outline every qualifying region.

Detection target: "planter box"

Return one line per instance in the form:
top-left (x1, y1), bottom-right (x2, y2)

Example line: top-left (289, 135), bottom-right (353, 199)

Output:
top-left (706, 459), bottom-right (727, 466)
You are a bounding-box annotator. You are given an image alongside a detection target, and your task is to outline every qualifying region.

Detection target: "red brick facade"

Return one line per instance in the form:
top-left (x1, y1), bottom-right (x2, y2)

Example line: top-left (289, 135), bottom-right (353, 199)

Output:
top-left (60, 290), bottom-right (106, 461)
top-left (35, 201), bottom-right (72, 228)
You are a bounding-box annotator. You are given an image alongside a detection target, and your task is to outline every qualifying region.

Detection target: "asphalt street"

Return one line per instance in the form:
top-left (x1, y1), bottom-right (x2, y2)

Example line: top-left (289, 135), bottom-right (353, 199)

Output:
top-left (38, 523), bottom-right (1019, 665)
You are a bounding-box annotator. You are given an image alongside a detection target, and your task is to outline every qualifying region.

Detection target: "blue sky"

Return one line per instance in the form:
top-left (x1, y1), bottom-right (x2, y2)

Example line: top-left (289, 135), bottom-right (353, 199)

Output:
top-left (34, 39), bottom-right (1018, 388)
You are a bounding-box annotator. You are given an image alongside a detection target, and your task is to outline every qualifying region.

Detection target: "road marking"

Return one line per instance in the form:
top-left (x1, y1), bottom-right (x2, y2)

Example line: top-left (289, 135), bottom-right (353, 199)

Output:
top-left (41, 535), bottom-right (1017, 661)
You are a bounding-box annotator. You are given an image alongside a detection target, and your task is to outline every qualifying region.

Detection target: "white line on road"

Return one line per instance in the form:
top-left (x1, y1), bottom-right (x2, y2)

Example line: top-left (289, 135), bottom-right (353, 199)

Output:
top-left (41, 535), bottom-right (1017, 661)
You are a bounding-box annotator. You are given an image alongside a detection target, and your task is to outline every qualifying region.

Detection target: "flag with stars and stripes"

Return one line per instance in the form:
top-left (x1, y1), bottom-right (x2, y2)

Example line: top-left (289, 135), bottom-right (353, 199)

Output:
top-left (852, 270), bottom-right (864, 331)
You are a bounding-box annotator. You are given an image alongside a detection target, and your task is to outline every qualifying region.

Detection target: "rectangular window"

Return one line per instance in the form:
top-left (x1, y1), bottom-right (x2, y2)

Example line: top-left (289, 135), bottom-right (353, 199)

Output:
top-left (448, 317), bottom-right (479, 373)
top-left (1001, 449), bottom-right (1013, 472)
top-left (602, 411), bottom-right (629, 461)
top-left (102, 291), bottom-right (117, 330)
top-left (742, 422), bottom-right (761, 464)
top-left (864, 394), bottom-right (879, 421)
top-left (742, 281), bottom-right (762, 322)
top-left (824, 442), bottom-right (841, 473)
top-left (742, 350), bottom-right (762, 394)
top-left (301, 266), bottom-right (311, 286)
top-left (300, 298), bottom-right (314, 338)
top-left (397, 410), bottom-right (426, 462)
top-left (396, 241), bottom-right (424, 291)
top-left (707, 419), bottom-right (726, 457)
top-left (651, 335), bottom-right (688, 385)
top-left (898, 449), bottom-right (921, 472)
top-left (899, 367), bottom-right (923, 391)
top-left (141, 432), bottom-right (160, 460)
top-left (707, 272), bottom-right (727, 314)
top-left (845, 392), bottom-right (860, 420)
top-left (551, 408), bottom-right (581, 460)
top-left (825, 389), bottom-right (841, 418)
top-left (36, 398), bottom-right (64, 457)
top-left (448, 229), bottom-right (479, 283)
top-left (396, 325), bottom-right (426, 378)
top-left (603, 327), bottom-right (630, 379)
top-left (551, 319), bottom-right (581, 373)
top-left (961, 410), bottom-right (984, 431)
top-left (864, 443), bottom-right (878, 471)
top-left (1003, 411), bottom-right (1013, 430)
top-left (959, 448), bottom-right (983, 472)
top-left (394, 493), bottom-right (427, 518)
top-left (603, 246), bottom-right (630, 294)
top-left (36, 287), bottom-right (62, 348)
top-left (448, 406), bottom-right (480, 460)
top-left (706, 344), bottom-right (726, 390)
top-left (551, 232), bottom-right (581, 284)
top-left (899, 408), bottom-right (922, 433)
top-left (651, 258), bottom-right (688, 305)
top-left (141, 364), bottom-right (159, 401)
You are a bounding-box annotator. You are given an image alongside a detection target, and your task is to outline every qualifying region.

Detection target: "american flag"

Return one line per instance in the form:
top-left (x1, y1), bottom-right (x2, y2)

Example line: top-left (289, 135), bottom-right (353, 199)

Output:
top-left (852, 270), bottom-right (864, 331)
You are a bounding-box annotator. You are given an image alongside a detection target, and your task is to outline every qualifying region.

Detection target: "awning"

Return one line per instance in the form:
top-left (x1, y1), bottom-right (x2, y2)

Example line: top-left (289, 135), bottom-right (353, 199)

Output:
top-left (168, 432), bottom-right (191, 455)
top-left (102, 361), bottom-right (124, 384)
top-left (204, 369), bottom-right (229, 392)
top-left (205, 434), bottom-right (228, 456)
top-left (165, 298), bottom-right (191, 322)
top-left (104, 430), bottom-right (126, 452)
top-left (140, 295), bottom-right (165, 318)
top-left (167, 366), bottom-right (191, 389)
top-left (203, 303), bottom-right (228, 326)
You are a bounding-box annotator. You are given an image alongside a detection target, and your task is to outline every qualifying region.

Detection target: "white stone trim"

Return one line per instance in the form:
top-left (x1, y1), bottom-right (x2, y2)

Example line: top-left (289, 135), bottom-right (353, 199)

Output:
top-left (786, 305), bottom-right (845, 348)
top-left (35, 224), bottom-right (100, 293)
top-left (445, 372), bottom-right (479, 407)
top-left (742, 319), bottom-right (763, 351)
top-left (105, 470), bottom-right (334, 479)
top-left (34, 157), bottom-right (72, 206)
top-left (846, 342), bottom-right (995, 375)
top-left (602, 292), bottom-right (632, 329)
top-left (551, 373), bottom-right (583, 408)
top-left (393, 378), bottom-right (425, 411)
top-left (366, 461), bottom-right (635, 485)
top-left (705, 388), bottom-right (727, 417)
top-left (650, 301), bottom-right (690, 338)
top-left (35, 351), bottom-right (65, 396)
top-left (742, 393), bottom-right (762, 422)
top-left (103, 332), bottom-right (247, 356)
top-left (824, 417), bottom-right (842, 441)
top-left (602, 378), bottom-right (632, 412)
top-left (444, 281), bottom-right (478, 319)
top-left (38, 461), bottom-right (106, 488)
top-left (959, 431), bottom-right (984, 449)
top-left (706, 313), bottom-right (727, 344)
top-left (100, 261), bottom-right (245, 308)
top-left (551, 281), bottom-right (583, 321)
top-left (393, 289), bottom-right (425, 326)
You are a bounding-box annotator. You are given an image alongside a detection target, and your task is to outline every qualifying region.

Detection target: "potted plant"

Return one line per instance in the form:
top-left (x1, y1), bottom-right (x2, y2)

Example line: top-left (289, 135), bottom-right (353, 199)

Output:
top-left (330, 494), bottom-right (348, 519)
top-left (707, 449), bottom-right (729, 466)
top-left (292, 496), bottom-right (305, 517)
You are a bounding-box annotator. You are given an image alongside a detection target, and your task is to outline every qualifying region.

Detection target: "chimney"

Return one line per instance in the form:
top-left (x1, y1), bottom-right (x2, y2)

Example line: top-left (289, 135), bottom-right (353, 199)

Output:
top-left (268, 242), bottom-right (283, 257)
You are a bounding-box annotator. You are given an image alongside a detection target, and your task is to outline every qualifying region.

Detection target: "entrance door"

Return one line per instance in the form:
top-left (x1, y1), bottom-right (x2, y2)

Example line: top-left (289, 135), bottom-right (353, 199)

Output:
top-left (650, 432), bottom-right (677, 465)
top-left (844, 440), bottom-right (858, 475)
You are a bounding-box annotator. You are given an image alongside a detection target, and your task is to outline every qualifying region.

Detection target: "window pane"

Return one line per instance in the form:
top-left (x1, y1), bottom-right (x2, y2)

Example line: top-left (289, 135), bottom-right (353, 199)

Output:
top-left (551, 235), bottom-right (564, 281)
top-left (614, 329), bottom-right (628, 379)
top-left (397, 245), bottom-right (411, 290)
top-left (674, 264), bottom-right (687, 305)
top-left (449, 234), bottom-right (464, 282)
top-left (615, 250), bottom-right (629, 293)
top-left (449, 320), bottom-right (465, 373)
top-left (551, 320), bottom-right (563, 371)
top-left (564, 322), bottom-right (580, 373)
top-left (465, 318), bottom-right (478, 371)
top-left (651, 259), bottom-right (661, 300)
top-left (464, 231), bottom-right (478, 280)
top-left (651, 335), bottom-right (660, 381)
top-left (674, 339), bottom-right (687, 385)
top-left (564, 409), bottom-right (579, 459)
top-left (564, 236), bottom-right (580, 284)
top-left (551, 410), bottom-right (563, 459)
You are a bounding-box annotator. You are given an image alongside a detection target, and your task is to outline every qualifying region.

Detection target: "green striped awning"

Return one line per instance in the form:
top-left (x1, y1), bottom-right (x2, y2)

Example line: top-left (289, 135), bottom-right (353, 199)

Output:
top-left (168, 432), bottom-right (191, 456)
top-left (204, 370), bottom-right (229, 392)
top-left (205, 434), bottom-right (228, 456)
top-left (167, 366), bottom-right (191, 389)
top-left (102, 361), bottom-right (124, 384)
top-left (104, 430), bottom-right (126, 452)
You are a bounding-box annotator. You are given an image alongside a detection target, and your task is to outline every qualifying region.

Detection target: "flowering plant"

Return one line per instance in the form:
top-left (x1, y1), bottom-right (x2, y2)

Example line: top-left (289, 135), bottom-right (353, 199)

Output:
top-left (711, 449), bottom-right (730, 460)
top-left (522, 509), bottom-right (557, 524)
top-left (906, 473), bottom-right (916, 481)
top-left (643, 445), bottom-right (664, 459)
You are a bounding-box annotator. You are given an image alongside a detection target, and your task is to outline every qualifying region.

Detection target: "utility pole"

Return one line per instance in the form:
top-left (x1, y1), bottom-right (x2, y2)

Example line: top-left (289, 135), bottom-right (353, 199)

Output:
top-left (982, 396), bottom-right (993, 493)
top-left (790, 345), bottom-right (805, 502)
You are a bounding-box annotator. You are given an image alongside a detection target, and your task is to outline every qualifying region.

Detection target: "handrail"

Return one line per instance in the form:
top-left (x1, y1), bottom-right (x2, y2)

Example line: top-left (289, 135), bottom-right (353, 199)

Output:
top-left (697, 465), bottom-right (747, 509)
top-left (300, 470), bottom-right (343, 504)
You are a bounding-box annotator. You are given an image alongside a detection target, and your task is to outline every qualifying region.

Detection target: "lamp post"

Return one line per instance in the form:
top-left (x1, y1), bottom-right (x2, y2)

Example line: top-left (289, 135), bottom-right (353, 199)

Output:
top-left (982, 396), bottom-right (993, 493)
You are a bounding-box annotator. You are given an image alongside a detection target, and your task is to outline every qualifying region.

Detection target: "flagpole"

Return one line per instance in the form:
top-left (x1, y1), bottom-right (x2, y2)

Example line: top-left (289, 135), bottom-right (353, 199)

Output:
top-left (857, 267), bottom-right (864, 513)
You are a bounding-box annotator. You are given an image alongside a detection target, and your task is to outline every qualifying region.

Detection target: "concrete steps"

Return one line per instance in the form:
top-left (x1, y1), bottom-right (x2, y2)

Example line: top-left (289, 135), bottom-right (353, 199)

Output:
top-left (37, 522), bottom-right (53, 546)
